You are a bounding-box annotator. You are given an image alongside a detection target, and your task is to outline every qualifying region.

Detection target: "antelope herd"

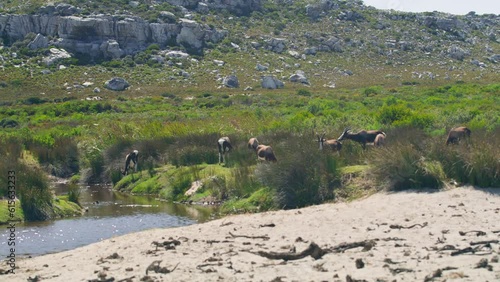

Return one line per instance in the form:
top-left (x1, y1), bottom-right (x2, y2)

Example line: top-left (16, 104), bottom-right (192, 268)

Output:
top-left (121, 126), bottom-right (471, 172)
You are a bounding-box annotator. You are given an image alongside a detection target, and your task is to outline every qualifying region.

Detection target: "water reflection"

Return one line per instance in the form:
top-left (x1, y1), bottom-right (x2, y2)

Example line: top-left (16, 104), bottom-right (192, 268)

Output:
top-left (0, 184), bottom-right (217, 257)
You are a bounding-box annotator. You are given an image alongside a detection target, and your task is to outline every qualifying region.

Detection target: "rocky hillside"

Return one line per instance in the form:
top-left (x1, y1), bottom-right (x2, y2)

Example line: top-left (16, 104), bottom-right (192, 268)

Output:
top-left (0, 0), bottom-right (498, 98)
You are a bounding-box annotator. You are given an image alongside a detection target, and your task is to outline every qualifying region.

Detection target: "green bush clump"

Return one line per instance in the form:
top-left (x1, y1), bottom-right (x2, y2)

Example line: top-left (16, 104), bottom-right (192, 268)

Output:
top-left (255, 134), bottom-right (340, 209)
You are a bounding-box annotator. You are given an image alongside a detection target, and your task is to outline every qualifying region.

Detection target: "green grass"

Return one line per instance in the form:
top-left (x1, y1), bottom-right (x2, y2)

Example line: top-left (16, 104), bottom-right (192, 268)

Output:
top-left (53, 196), bottom-right (83, 218)
top-left (0, 199), bottom-right (25, 225)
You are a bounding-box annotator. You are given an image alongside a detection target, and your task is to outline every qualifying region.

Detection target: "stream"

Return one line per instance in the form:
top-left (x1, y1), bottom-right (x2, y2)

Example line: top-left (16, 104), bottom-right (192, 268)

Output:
top-left (0, 183), bottom-right (216, 257)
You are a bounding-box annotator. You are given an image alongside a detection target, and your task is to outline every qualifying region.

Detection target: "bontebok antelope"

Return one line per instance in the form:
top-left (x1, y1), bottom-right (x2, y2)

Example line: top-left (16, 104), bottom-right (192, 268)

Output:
top-left (337, 127), bottom-right (386, 149)
top-left (122, 150), bottom-right (139, 175)
top-left (217, 137), bottom-right (232, 164)
top-left (248, 137), bottom-right (277, 162)
top-left (445, 126), bottom-right (471, 145)
top-left (248, 137), bottom-right (259, 151)
top-left (316, 133), bottom-right (342, 152)
top-left (256, 145), bottom-right (278, 162)
top-left (374, 133), bottom-right (386, 147)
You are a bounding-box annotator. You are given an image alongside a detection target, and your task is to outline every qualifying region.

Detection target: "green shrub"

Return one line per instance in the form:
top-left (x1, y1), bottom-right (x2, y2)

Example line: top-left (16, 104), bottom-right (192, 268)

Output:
top-left (67, 183), bottom-right (81, 205)
top-left (255, 134), bottom-right (340, 209)
top-left (368, 143), bottom-right (445, 190)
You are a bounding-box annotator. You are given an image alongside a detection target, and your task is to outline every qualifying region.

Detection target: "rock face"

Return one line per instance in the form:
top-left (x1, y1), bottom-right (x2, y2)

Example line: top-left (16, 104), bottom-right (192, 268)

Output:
top-left (105, 77), bottom-right (129, 91)
top-left (0, 13), bottom-right (226, 58)
top-left (28, 34), bottom-right (49, 49)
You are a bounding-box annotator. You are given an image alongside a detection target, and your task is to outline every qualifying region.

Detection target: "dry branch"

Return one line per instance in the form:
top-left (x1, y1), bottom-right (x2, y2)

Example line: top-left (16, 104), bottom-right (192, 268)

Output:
top-left (229, 232), bottom-right (270, 240)
top-left (328, 240), bottom-right (376, 253)
top-left (390, 222), bottom-right (428, 229)
top-left (251, 242), bottom-right (326, 261)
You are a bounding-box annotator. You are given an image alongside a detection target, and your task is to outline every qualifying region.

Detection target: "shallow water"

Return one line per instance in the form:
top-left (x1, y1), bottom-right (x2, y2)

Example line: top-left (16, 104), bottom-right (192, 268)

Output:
top-left (0, 184), bottom-right (216, 257)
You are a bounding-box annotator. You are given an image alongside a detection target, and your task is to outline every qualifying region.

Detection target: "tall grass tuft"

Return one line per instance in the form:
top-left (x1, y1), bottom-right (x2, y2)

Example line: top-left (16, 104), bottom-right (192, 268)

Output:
top-left (368, 141), bottom-right (445, 190)
top-left (255, 133), bottom-right (340, 209)
top-left (27, 137), bottom-right (80, 178)
top-left (18, 164), bottom-right (53, 221)
top-left (67, 183), bottom-right (81, 206)
top-left (370, 127), bottom-right (500, 190)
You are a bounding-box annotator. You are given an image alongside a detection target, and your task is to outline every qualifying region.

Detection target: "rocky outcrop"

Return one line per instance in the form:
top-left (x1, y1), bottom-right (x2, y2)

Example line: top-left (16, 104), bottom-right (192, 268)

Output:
top-left (204, 0), bottom-right (262, 16)
top-left (42, 48), bottom-right (71, 66)
top-left (0, 13), bottom-right (226, 58)
top-left (265, 38), bottom-right (287, 53)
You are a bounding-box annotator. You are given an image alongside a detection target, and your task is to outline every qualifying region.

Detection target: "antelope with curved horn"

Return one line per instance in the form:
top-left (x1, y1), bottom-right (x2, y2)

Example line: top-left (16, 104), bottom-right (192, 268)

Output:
top-left (248, 137), bottom-right (277, 162)
top-left (316, 133), bottom-right (342, 152)
top-left (122, 150), bottom-right (139, 175)
top-left (337, 127), bottom-right (386, 149)
top-left (445, 126), bottom-right (471, 145)
top-left (217, 137), bottom-right (233, 164)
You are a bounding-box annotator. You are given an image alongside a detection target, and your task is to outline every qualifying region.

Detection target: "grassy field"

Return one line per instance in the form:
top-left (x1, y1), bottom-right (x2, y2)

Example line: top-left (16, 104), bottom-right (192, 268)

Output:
top-left (1, 79), bottom-right (499, 218)
top-left (0, 0), bottom-right (499, 220)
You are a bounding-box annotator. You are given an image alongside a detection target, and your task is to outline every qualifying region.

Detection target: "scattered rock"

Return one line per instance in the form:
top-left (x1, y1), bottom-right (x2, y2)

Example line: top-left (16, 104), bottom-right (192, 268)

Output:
top-left (222, 75), bottom-right (239, 88)
top-left (261, 76), bottom-right (284, 89)
top-left (104, 77), bottom-right (130, 91)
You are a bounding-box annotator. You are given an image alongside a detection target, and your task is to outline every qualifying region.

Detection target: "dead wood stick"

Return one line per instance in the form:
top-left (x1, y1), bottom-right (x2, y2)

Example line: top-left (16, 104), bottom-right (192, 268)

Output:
top-left (229, 232), bottom-right (270, 240)
top-left (328, 239), bottom-right (376, 253)
top-left (117, 276), bottom-right (136, 282)
top-left (459, 230), bottom-right (486, 236)
top-left (251, 242), bottom-right (326, 261)
top-left (145, 260), bottom-right (179, 275)
top-left (470, 240), bottom-right (499, 246)
top-left (450, 246), bottom-right (477, 256)
top-left (389, 222), bottom-right (428, 229)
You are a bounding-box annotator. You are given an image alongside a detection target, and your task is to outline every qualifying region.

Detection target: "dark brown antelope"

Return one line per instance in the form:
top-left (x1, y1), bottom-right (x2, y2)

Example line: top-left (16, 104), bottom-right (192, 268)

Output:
top-left (122, 150), bottom-right (139, 175)
top-left (316, 133), bottom-right (342, 152)
top-left (248, 137), bottom-right (259, 151)
top-left (445, 126), bottom-right (471, 145)
top-left (217, 137), bottom-right (233, 164)
top-left (256, 144), bottom-right (278, 162)
top-left (337, 127), bottom-right (386, 149)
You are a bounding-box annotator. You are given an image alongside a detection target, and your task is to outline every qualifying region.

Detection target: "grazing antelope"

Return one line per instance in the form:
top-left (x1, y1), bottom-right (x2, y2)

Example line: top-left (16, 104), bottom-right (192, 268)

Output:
top-left (374, 133), bottom-right (386, 147)
top-left (248, 137), bottom-right (277, 162)
top-left (256, 144), bottom-right (278, 162)
top-left (122, 150), bottom-right (139, 175)
top-left (445, 126), bottom-right (471, 145)
top-left (337, 127), bottom-right (386, 149)
top-left (217, 137), bottom-right (233, 164)
top-left (316, 133), bottom-right (342, 152)
top-left (248, 137), bottom-right (259, 151)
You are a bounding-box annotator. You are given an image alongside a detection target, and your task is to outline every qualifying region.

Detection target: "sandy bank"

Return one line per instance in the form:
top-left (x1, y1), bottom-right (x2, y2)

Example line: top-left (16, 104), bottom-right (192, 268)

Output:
top-left (3, 187), bottom-right (499, 281)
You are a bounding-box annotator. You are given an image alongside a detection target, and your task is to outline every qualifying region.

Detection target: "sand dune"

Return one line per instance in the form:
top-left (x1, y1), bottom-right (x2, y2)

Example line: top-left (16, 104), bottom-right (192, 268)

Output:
top-left (3, 186), bottom-right (500, 281)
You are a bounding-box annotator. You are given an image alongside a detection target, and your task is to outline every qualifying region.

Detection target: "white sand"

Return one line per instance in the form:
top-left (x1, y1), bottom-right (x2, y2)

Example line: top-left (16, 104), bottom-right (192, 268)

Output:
top-left (3, 187), bottom-right (500, 281)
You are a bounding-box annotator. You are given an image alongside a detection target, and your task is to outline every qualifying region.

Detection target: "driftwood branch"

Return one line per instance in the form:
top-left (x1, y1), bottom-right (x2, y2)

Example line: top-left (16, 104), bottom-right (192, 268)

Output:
top-left (251, 242), bottom-right (326, 261)
top-left (328, 240), bottom-right (376, 253)
top-left (250, 239), bottom-right (377, 262)
top-left (458, 230), bottom-right (486, 236)
top-left (390, 222), bottom-right (428, 230)
top-left (470, 240), bottom-right (499, 246)
top-left (229, 232), bottom-right (270, 240)
top-left (145, 260), bottom-right (179, 275)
